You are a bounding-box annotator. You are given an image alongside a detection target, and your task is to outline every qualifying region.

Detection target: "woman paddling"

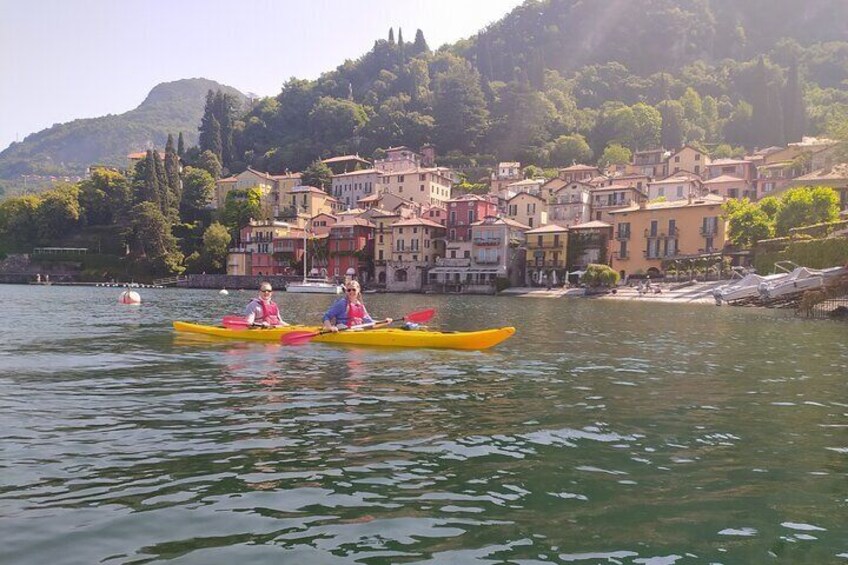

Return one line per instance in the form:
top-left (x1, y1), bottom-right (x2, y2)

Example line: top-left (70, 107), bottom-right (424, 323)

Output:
top-left (244, 282), bottom-right (289, 327)
top-left (322, 280), bottom-right (391, 332)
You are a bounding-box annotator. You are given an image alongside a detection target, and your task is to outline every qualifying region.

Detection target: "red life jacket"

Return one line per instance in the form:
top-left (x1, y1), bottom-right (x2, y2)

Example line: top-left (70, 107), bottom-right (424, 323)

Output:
top-left (347, 301), bottom-right (366, 327)
top-left (251, 298), bottom-right (281, 325)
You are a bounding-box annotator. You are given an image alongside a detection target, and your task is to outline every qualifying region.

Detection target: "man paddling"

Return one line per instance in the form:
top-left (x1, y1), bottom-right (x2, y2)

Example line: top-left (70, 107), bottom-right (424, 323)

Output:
top-left (244, 282), bottom-right (289, 327)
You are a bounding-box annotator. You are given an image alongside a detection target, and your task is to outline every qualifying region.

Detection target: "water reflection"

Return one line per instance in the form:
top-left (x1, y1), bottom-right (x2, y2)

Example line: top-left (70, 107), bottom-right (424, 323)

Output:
top-left (1, 286), bottom-right (846, 563)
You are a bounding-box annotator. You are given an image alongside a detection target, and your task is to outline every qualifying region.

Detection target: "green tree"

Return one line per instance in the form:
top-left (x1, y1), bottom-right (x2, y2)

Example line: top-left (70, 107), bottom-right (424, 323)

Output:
top-left (0, 195), bottom-right (41, 247)
top-left (432, 55), bottom-right (489, 153)
top-left (37, 185), bottom-right (81, 241)
top-left (79, 168), bottom-right (131, 226)
top-left (309, 96), bottom-right (368, 151)
top-left (598, 143), bottom-right (632, 169)
top-left (631, 103), bottom-right (662, 150)
top-left (782, 57), bottom-right (807, 143)
top-left (582, 263), bottom-right (620, 288)
top-left (412, 29), bottom-right (429, 55)
top-left (222, 187), bottom-right (264, 234)
top-left (775, 186), bottom-right (840, 236)
top-left (128, 201), bottom-right (184, 275)
top-left (724, 198), bottom-right (773, 247)
top-left (301, 160), bottom-right (334, 191)
top-left (201, 222), bottom-right (231, 272)
top-left (197, 150), bottom-right (223, 180)
top-left (164, 133), bottom-right (181, 218)
top-left (177, 132), bottom-right (185, 158)
top-left (180, 166), bottom-right (216, 221)
top-left (658, 100), bottom-right (685, 149)
top-left (548, 134), bottom-right (593, 166)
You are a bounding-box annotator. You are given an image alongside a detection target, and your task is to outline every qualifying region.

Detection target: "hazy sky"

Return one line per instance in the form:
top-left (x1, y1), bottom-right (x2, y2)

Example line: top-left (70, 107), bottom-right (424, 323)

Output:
top-left (0, 0), bottom-right (522, 151)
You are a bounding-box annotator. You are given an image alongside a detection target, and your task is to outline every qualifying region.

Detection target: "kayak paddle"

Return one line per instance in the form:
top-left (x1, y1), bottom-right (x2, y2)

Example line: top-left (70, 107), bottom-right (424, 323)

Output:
top-left (222, 315), bottom-right (252, 329)
top-left (281, 308), bottom-right (435, 346)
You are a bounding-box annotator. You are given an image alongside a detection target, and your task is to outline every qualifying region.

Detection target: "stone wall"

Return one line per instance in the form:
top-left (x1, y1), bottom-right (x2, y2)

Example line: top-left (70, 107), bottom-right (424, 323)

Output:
top-left (178, 274), bottom-right (301, 290)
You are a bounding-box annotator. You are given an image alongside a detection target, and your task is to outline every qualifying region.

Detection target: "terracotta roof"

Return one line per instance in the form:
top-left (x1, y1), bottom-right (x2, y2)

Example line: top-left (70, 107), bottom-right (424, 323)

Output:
top-left (291, 185), bottom-right (329, 195)
top-left (608, 194), bottom-right (726, 214)
top-left (332, 218), bottom-right (375, 228)
top-left (472, 216), bottom-right (531, 230)
top-left (333, 168), bottom-right (379, 177)
top-left (357, 193), bottom-right (382, 203)
top-left (217, 177), bottom-right (238, 183)
top-left (558, 164), bottom-right (598, 171)
top-left (704, 175), bottom-right (746, 184)
top-left (506, 191), bottom-right (546, 203)
top-left (792, 164), bottom-right (848, 183)
top-left (270, 172), bottom-right (301, 180)
top-left (392, 218), bottom-right (445, 229)
top-left (709, 158), bottom-right (751, 166)
top-left (322, 154), bottom-right (370, 164)
top-left (651, 175), bottom-right (700, 185)
top-left (525, 224), bottom-right (568, 234)
top-left (591, 183), bottom-right (642, 191)
top-left (569, 220), bottom-right (612, 229)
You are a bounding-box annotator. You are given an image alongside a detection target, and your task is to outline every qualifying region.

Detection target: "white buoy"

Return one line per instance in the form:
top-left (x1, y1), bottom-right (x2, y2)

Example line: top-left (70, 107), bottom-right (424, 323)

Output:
top-left (119, 290), bottom-right (141, 304)
top-left (219, 288), bottom-right (229, 295)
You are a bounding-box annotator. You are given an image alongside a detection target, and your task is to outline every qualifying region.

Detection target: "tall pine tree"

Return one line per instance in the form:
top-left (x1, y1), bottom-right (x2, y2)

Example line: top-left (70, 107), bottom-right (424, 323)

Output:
top-left (177, 132), bottom-right (185, 158)
top-left (412, 29), bottom-right (428, 54)
top-left (783, 57), bottom-right (806, 143)
top-left (164, 134), bottom-right (181, 219)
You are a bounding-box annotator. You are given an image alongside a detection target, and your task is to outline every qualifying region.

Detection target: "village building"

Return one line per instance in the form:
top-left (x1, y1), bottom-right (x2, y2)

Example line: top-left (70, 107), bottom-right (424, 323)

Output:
top-left (607, 194), bottom-right (728, 278)
top-left (490, 161), bottom-right (522, 194)
top-left (646, 173), bottom-right (704, 201)
top-left (505, 192), bottom-right (548, 229)
top-left (227, 219), bottom-right (301, 276)
top-left (703, 175), bottom-right (756, 200)
top-left (566, 220), bottom-right (614, 276)
top-left (666, 145), bottom-right (710, 177)
top-left (331, 168), bottom-right (382, 209)
top-left (321, 154), bottom-right (371, 175)
top-left (557, 164), bottom-right (601, 184)
top-left (386, 218), bottom-right (446, 292)
top-left (548, 181), bottom-right (592, 227)
top-left (524, 224), bottom-right (568, 287)
top-left (629, 149), bottom-right (669, 178)
top-left (309, 213), bottom-right (338, 237)
top-left (589, 183), bottom-right (647, 223)
top-left (326, 218), bottom-right (375, 283)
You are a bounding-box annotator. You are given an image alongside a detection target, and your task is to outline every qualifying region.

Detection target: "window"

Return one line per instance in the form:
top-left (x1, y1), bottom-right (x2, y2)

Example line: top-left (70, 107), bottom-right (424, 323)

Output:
top-left (695, 153), bottom-right (701, 161)
top-left (449, 228), bottom-right (456, 240)
top-left (450, 211), bottom-right (456, 224)
top-left (675, 156), bottom-right (680, 163)
top-left (649, 220), bottom-right (658, 237)
top-left (618, 222), bottom-right (630, 239)
top-left (420, 174), bottom-right (426, 181)
top-left (728, 188), bottom-right (738, 199)
top-left (677, 186), bottom-right (684, 198)
top-left (658, 187), bottom-right (665, 197)
top-left (619, 240), bottom-right (628, 258)
top-left (378, 249), bottom-right (384, 260)
top-left (420, 184), bottom-right (425, 191)
top-left (537, 235), bottom-right (543, 247)
top-left (668, 219), bottom-right (676, 235)
top-left (398, 175), bottom-right (405, 182)
top-left (468, 210), bottom-right (474, 224)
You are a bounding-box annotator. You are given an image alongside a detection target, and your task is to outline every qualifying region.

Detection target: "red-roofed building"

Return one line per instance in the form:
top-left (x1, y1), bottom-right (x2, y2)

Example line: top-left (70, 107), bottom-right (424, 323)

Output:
top-left (327, 218), bottom-right (375, 282)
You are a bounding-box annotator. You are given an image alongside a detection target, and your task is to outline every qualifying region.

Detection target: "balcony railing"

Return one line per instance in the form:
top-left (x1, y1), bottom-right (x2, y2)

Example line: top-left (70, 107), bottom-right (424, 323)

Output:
top-left (644, 227), bottom-right (680, 239)
top-left (473, 237), bottom-right (502, 246)
top-left (700, 227), bottom-right (718, 237)
top-left (475, 257), bottom-right (501, 264)
top-left (615, 231), bottom-right (631, 240)
top-left (436, 257), bottom-right (471, 267)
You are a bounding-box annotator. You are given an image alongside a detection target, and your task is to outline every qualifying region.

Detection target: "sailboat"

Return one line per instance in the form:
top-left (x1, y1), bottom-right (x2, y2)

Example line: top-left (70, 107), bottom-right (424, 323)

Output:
top-left (286, 229), bottom-right (343, 294)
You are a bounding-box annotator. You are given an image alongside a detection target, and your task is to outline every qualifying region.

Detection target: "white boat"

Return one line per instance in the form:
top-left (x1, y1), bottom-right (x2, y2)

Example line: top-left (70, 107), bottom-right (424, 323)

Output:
top-left (713, 273), bottom-right (785, 304)
top-left (286, 278), bottom-right (343, 294)
top-left (285, 229), bottom-right (342, 294)
top-left (758, 266), bottom-right (848, 300)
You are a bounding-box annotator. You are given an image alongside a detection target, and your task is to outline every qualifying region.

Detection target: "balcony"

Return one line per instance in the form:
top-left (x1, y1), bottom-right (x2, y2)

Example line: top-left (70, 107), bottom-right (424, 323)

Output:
top-left (644, 227), bottom-right (680, 239)
top-left (436, 257), bottom-right (471, 267)
top-left (473, 237), bottom-right (502, 246)
top-left (615, 231), bottom-right (631, 241)
top-left (475, 256), bottom-right (501, 265)
top-left (700, 227), bottom-right (718, 237)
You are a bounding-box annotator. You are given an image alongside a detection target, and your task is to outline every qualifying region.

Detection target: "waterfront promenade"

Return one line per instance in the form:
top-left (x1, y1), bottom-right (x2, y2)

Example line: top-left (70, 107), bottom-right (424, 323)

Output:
top-left (501, 280), bottom-right (723, 304)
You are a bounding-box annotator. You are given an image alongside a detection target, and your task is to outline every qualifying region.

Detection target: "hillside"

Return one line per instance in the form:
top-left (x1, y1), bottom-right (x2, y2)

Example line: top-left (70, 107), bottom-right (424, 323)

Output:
top-left (223, 0), bottom-right (848, 175)
top-left (0, 78), bottom-right (248, 182)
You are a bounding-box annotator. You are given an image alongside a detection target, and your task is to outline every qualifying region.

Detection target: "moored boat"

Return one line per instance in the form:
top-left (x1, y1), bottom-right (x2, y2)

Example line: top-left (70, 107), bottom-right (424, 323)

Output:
top-left (172, 321), bottom-right (515, 350)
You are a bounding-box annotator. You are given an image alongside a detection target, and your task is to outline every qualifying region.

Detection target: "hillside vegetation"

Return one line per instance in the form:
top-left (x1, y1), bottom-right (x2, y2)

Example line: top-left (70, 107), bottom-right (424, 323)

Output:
top-left (0, 78), bottom-right (248, 183)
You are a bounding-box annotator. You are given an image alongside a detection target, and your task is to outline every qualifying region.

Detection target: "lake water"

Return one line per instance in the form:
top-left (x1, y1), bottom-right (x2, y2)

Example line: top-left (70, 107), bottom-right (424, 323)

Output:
top-left (1, 284), bottom-right (846, 564)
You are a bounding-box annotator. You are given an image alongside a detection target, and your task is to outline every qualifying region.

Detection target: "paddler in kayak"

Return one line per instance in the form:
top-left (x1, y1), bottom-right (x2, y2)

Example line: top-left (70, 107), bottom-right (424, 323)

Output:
top-left (244, 282), bottom-right (289, 327)
top-left (322, 280), bottom-right (391, 332)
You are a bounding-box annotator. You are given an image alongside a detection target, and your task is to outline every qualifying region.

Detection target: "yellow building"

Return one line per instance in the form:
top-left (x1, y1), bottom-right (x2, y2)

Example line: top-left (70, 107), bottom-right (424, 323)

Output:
top-left (506, 192), bottom-right (548, 228)
top-left (388, 218), bottom-right (446, 292)
top-left (666, 145), bottom-right (710, 177)
top-left (524, 224), bottom-right (568, 286)
top-left (371, 211), bottom-right (401, 286)
top-left (380, 167), bottom-right (453, 206)
top-left (281, 186), bottom-right (339, 229)
top-left (608, 194), bottom-right (728, 277)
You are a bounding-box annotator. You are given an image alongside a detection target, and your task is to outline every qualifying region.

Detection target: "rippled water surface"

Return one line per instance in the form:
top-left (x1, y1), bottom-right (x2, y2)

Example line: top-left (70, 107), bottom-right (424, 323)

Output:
top-left (1, 284), bottom-right (846, 564)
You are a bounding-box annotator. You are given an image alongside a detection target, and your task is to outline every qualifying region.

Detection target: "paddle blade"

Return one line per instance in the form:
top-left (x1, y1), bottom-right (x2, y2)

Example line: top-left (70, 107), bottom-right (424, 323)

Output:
top-left (222, 315), bottom-right (250, 329)
top-left (281, 330), bottom-right (321, 346)
top-left (404, 308), bottom-right (435, 324)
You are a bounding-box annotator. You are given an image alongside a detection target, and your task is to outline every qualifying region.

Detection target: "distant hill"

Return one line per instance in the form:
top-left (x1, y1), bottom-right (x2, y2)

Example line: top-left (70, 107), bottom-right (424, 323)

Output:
top-left (0, 78), bottom-right (248, 181)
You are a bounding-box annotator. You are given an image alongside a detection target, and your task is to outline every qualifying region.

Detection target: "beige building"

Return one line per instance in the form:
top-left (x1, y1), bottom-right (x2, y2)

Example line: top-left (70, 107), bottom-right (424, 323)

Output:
top-left (214, 167), bottom-right (276, 210)
top-left (608, 194), bottom-right (728, 277)
top-left (331, 168), bottom-right (383, 209)
top-left (548, 181), bottom-right (592, 226)
top-left (646, 173), bottom-right (704, 202)
top-left (380, 168), bottom-right (453, 206)
top-left (703, 175), bottom-right (755, 200)
top-left (589, 183), bottom-right (647, 224)
top-left (506, 192), bottom-right (548, 229)
top-left (524, 224), bottom-right (568, 286)
top-left (490, 161), bottom-right (522, 194)
top-left (387, 218), bottom-right (446, 292)
top-left (666, 145), bottom-right (710, 177)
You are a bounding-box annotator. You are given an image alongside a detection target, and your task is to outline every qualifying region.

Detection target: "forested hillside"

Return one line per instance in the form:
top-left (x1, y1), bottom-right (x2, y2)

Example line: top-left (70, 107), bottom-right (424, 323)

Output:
top-left (0, 79), bottom-right (248, 182)
top-left (216, 0), bottom-right (848, 176)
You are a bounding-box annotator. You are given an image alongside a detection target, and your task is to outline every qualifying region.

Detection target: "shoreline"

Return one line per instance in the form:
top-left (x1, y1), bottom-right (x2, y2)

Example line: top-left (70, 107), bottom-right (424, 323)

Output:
top-left (500, 281), bottom-right (724, 305)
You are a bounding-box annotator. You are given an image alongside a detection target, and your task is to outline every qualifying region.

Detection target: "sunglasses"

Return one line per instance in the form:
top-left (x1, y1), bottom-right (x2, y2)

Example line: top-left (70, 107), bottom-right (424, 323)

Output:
top-left (260, 289), bottom-right (272, 293)
top-left (345, 288), bottom-right (357, 293)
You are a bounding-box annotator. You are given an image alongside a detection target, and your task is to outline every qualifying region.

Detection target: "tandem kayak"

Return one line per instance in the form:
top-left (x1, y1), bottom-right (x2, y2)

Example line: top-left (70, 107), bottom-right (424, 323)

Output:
top-left (172, 321), bottom-right (515, 350)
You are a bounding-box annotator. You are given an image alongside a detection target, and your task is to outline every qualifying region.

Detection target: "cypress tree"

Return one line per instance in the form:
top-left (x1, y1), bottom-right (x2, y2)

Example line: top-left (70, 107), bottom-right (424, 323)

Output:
top-left (388, 27), bottom-right (395, 45)
top-left (177, 132), bottom-right (185, 158)
top-left (783, 57), bottom-right (806, 143)
top-left (198, 90), bottom-right (217, 155)
top-left (750, 57), bottom-right (771, 148)
top-left (164, 134), bottom-right (181, 218)
top-left (413, 29), bottom-right (428, 54)
top-left (153, 150), bottom-right (169, 216)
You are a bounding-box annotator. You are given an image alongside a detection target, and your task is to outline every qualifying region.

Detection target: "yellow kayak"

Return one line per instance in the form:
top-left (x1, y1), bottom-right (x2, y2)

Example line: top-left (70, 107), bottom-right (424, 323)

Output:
top-left (172, 321), bottom-right (515, 350)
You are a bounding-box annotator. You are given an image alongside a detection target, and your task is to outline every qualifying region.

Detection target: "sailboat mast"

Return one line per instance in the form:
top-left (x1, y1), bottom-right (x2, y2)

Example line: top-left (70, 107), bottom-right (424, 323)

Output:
top-left (303, 228), bottom-right (308, 283)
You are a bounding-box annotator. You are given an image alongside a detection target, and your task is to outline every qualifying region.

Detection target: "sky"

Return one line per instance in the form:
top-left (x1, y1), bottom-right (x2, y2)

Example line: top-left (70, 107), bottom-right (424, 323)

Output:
top-left (0, 0), bottom-right (523, 152)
